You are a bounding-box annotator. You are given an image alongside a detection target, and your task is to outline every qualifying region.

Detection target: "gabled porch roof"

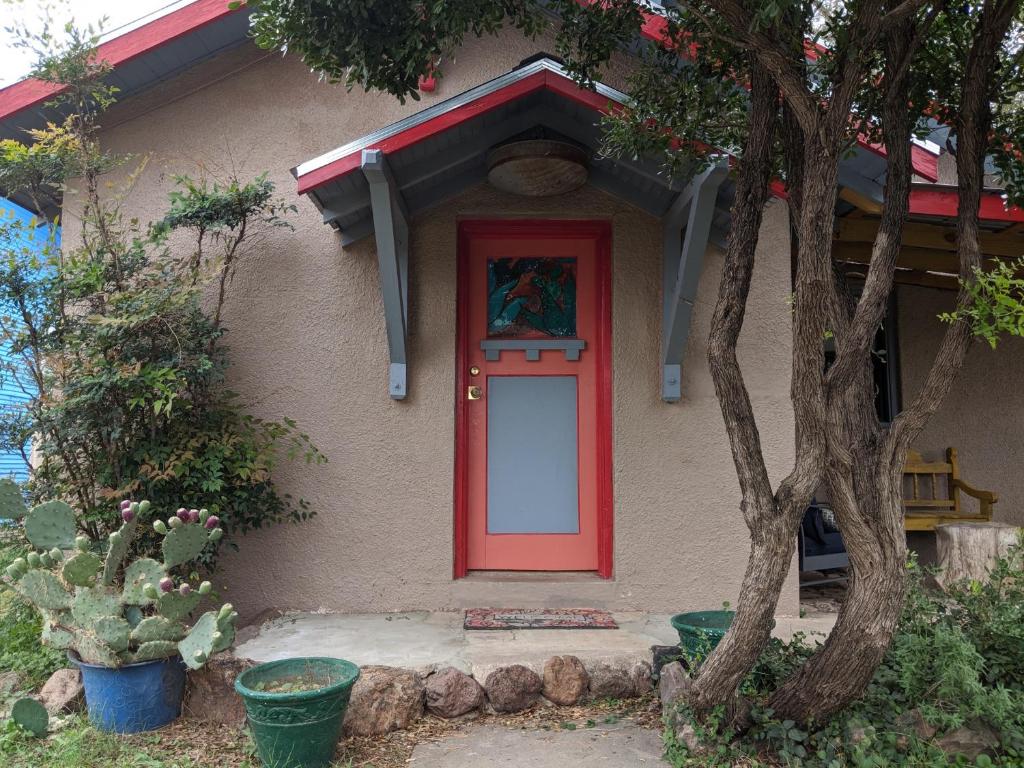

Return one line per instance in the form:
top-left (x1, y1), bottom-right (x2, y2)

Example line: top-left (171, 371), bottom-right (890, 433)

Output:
top-left (293, 57), bottom-right (736, 403)
top-left (292, 56), bottom-right (712, 247)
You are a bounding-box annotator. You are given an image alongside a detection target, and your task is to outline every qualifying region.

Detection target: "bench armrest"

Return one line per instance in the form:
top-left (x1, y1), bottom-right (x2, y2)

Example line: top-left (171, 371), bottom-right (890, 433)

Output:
top-left (950, 478), bottom-right (998, 504)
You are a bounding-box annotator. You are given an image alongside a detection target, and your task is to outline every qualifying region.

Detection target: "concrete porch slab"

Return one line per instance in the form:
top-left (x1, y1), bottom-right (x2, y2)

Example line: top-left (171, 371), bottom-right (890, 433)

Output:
top-left (409, 722), bottom-right (668, 766)
top-left (234, 610), bottom-right (836, 680)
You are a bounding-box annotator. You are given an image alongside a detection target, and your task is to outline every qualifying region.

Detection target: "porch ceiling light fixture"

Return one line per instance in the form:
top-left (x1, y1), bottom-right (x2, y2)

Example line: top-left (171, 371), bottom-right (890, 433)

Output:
top-left (486, 139), bottom-right (588, 197)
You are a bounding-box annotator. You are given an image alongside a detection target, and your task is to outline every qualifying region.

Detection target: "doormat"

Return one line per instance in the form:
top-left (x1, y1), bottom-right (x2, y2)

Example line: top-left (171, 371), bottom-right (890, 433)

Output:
top-left (464, 608), bottom-right (618, 630)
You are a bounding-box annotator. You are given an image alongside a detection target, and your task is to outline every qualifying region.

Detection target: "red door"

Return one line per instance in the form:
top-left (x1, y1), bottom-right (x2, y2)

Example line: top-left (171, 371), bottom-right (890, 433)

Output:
top-left (455, 221), bottom-right (612, 575)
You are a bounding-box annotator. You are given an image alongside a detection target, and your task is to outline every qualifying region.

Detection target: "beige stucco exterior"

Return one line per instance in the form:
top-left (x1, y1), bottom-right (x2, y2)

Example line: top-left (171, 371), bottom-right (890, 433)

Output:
top-left (60, 30), bottom-right (801, 619)
top-left (898, 285), bottom-right (1024, 528)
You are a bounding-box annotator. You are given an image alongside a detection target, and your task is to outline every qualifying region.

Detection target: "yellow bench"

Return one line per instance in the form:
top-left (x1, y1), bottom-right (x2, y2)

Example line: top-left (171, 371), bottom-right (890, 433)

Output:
top-left (904, 448), bottom-right (997, 532)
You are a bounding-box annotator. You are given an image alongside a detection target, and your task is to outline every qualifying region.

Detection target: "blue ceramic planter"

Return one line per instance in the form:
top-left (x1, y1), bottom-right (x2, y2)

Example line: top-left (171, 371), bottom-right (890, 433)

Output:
top-left (71, 652), bottom-right (187, 733)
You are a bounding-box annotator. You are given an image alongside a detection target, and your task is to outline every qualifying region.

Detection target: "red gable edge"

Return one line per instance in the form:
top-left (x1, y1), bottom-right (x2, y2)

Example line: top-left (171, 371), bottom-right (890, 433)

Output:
top-left (0, 0), bottom-right (243, 119)
top-left (0, 1), bottom-right (1016, 223)
top-left (634, 9), bottom-right (941, 183)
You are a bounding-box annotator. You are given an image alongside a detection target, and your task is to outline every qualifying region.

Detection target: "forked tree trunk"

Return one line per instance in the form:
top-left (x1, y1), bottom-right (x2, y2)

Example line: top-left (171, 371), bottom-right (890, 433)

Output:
top-left (769, 454), bottom-right (908, 722)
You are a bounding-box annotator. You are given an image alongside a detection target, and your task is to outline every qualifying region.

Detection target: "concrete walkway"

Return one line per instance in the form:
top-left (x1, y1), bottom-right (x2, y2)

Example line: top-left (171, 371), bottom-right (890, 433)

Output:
top-left (410, 722), bottom-right (668, 766)
top-left (235, 611), bottom-right (835, 680)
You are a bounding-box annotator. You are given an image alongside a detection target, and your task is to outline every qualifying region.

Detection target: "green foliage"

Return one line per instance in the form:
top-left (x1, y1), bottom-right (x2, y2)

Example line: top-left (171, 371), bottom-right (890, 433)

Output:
top-left (0, 24), bottom-right (324, 566)
top-left (245, 0), bottom-right (545, 103)
top-left (0, 713), bottom-right (244, 767)
top-left (0, 534), bottom-right (63, 689)
top-left (665, 545), bottom-right (1024, 767)
top-left (940, 258), bottom-right (1024, 349)
top-left (4, 497), bottom-right (237, 669)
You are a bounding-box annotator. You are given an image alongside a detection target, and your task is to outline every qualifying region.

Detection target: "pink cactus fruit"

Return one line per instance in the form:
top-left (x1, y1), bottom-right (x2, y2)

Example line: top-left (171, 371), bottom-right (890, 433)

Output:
top-left (204, 515), bottom-right (220, 530)
top-left (159, 577), bottom-right (174, 593)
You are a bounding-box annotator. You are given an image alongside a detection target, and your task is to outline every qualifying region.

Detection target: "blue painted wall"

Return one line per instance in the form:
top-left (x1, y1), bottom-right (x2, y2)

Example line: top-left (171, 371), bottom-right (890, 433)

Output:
top-left (0, 198), bottom-right (56, 483)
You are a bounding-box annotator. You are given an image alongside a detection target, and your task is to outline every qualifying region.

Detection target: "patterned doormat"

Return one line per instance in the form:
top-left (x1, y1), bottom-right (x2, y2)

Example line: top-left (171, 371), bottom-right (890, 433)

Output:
top-left (464, 608), bottom-right (619, 630)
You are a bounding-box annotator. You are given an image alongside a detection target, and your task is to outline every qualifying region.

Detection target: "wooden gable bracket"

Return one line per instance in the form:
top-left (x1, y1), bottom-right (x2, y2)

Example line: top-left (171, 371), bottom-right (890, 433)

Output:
top-left (661, 158), bottom-right (729, 402)
top-left (361, 149), bottom-right (410, 400)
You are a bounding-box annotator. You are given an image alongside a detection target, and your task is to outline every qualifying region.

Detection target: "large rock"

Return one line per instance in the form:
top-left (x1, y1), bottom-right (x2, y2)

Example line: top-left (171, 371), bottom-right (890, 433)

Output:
top-left (658, 661), bottom-right (691, 712)
top-left (182, 655), bottom-right (254, 727)
top-left (484, 665), bottom-right (542, 712)
top-left (937, 721), bottom-right (1000, 761)
top-left (38, 669), bottom-right (84, 715)
top-left (343, 665), bottom-right (425, 736)
top-left (425, 667), bottom-right (484, 718)
top-left (543, 656), bottom-right (589, 705)
top-left (588, 660), bottom-right (651, 700)
top-left (0, 670), bottom-right (23, 697)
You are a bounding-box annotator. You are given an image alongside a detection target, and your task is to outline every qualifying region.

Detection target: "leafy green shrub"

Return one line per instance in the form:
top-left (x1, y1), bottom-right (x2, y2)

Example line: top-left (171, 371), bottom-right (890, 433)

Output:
top-left (665, 542), bottom-right (1024, 767)
top-left (0, 22), bottom-right (325, 568)
top-left (0, 533), bottom-right (63, 689)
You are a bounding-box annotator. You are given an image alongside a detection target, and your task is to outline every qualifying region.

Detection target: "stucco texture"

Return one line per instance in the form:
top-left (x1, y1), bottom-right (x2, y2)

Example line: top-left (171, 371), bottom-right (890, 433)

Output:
top-left (59, 31), bottom-right (799, 617)
top-left (898, 285), bottom-right (1024, 527)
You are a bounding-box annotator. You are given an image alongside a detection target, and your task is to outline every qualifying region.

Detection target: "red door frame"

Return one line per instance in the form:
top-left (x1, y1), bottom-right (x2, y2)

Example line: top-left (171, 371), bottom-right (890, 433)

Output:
top-left (453, 219), bottom-right (614, 579)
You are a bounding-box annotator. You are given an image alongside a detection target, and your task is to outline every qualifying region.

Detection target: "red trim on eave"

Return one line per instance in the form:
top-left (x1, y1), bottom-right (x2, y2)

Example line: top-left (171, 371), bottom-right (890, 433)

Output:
top-left (0, 0), bottom-right (244, 122)
top-left (632, 9), bottom-right (941, 183)
top-left (909, 188), bottom-right (1024, 223)
top-left (296, 70), bottom-right (622, 195)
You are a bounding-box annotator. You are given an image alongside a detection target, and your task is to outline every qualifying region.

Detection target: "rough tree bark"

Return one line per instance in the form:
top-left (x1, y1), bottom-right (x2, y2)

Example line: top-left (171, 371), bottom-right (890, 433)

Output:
top-left (688, 0), bottom-right (1020, 726)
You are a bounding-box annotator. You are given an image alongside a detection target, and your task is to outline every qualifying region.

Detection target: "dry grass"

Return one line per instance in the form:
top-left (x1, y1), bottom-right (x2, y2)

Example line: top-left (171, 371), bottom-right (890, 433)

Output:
top-left (108, 694), bottom-right (662, 768)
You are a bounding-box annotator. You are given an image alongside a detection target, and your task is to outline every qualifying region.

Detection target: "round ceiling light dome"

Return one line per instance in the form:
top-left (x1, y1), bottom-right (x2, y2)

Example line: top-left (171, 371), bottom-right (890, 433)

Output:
top-left (487, 139), bottom-right (588, 197)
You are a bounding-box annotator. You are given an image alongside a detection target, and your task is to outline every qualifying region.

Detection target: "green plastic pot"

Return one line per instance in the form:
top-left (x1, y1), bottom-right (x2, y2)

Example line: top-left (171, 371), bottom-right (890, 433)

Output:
top-left (235, 657), bottom-right (360, 768)
top-left (670, 611), bottom-right (735, 657)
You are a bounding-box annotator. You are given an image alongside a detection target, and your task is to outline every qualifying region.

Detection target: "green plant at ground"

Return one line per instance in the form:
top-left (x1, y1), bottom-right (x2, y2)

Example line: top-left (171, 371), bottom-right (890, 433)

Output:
top-left (0, 531), bottom-right (63, 689)
top-left (0, 18), bottom-right (325, 568)
top-left (0, 714), bottom-right (258, 768)
top-left (665, 541), bottom-right (1024, 767)
top-left (3, 493), bottom-right (236, 669)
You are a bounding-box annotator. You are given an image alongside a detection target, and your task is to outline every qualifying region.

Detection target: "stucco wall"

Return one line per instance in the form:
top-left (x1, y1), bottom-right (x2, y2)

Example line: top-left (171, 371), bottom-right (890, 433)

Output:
top-left (898, 285), bottom-right (1024, 528)
top-left (60, 31), bottom-right (799, 617)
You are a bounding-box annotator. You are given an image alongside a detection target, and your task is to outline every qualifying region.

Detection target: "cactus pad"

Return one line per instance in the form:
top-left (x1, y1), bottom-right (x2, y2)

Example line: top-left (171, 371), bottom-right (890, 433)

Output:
top-left (11, 697), bottom-right (48, 737)
top-left (156, 589), bottom-right (201, 622)
top-left (71, 586), bottom-right (122, 626)
top-left (93, 616), bottom-right (132, 652)
top-left (15, 570), bottom-right (72, 610)
top-left (178, 611), bottom-right (219, 670)
top-left (121, 558), bottom-right (166, 605)
top-left (124, 605), bottom-right (144, 628)
top-left (75, 635), bottom-right (120, 667)
top-left (0, 478), bottom-right (26, 519)
top-left (61, 552), bottom-right (103, 588)
top-left (130, 641), bottom-right (180, 663)
top-left (161, 524), bottom-right (210, 569)
top-left (40, 609), bottom-right (74, 650)
top-left (102, 517), bottom-right (139, 586)
top-left (23, 501), bottom-right (77, 550)
top-left (131, 616), bottom-right (185, 644)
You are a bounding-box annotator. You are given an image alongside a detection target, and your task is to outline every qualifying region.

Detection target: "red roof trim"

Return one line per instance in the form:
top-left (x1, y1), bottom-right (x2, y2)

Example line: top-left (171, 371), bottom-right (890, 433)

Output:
top-left (909, 187), bottom-right (1024, 223)
top-left (631, 8), bottom-right (941, 182)
top-left (297, 70), bottom-right (594, 194)
top-left (0, 0), bottom-right (243, 122)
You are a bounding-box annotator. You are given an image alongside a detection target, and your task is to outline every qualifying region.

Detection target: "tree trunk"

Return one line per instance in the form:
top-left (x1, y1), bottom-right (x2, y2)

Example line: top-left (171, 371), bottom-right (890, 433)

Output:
top-left (769, 453), bottom-right (907, 722)
top-left (936, 522), bottom-right (1022, 589)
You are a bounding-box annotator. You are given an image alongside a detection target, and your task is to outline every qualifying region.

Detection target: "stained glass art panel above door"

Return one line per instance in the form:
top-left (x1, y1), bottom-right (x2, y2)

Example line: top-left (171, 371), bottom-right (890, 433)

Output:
top-left (487, 257), bottom-right (577, 338)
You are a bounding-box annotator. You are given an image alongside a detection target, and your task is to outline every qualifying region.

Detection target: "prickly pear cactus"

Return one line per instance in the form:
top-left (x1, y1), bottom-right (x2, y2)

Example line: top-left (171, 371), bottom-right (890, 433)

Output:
top-left (2, 498), bottom-right (236, 670)
top-left (10, 697), bottom-right (48, 737)
top-left (0, 478), bottom-right (27, 520)
top-left (23, 501), bottom-right (77, 550)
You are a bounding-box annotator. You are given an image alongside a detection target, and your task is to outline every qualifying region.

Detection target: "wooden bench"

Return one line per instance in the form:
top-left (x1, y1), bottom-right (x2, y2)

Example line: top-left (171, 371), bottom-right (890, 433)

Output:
top-left (904, 448), bottom-right (998, 532)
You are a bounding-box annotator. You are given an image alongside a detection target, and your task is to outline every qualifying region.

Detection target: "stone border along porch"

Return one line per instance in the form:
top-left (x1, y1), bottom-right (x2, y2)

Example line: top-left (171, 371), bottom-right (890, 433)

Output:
top-left (182, 610), bottom-right (836, 736)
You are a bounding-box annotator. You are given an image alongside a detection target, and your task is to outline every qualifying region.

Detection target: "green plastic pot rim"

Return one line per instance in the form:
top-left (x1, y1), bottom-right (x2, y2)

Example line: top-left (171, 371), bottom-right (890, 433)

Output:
top-left (235, 657), bottom-right (360, 705)
top-left (68, 649), bottom-right (183, 671)
top-left (669, 611), bottom-right (735, 632)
